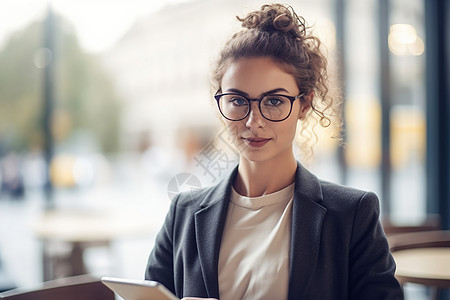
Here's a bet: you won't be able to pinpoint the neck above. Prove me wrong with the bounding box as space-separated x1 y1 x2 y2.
234 150 297 197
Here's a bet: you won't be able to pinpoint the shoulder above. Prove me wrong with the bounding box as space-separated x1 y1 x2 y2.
320 180 378 204
318 180 380 214
311 180 383 241
173 183 221 209
172 166 238 210
295 162 379 212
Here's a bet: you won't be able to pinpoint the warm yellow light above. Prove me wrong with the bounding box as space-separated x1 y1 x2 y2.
390 24 417 44
408 37 425 56
388 24 424 56
388 34 408 55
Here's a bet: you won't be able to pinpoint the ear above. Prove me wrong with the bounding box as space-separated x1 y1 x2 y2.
298 90 314 120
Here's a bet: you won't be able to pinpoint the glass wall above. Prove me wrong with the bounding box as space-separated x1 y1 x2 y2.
337 0 427 226
388 0 426 224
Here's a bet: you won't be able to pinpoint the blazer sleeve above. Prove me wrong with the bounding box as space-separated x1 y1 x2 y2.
144 195 178 293
348 191 404 300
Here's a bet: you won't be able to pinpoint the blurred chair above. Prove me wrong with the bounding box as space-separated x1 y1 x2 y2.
382 214 441 236
388 230 450 300
0 274 114 300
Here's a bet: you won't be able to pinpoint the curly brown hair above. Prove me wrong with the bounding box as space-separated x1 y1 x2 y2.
212 4 342 156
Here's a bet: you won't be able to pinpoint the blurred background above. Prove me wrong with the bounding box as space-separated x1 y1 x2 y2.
0 0 449 299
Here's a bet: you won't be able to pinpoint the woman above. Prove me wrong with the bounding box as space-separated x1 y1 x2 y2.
145 4 403 300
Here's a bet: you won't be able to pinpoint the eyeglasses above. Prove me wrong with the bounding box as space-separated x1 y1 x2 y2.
214 90 304 122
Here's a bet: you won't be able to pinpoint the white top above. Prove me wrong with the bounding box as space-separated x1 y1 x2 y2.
218 183 295 300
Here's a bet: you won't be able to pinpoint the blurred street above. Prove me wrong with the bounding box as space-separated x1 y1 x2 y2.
0 153 173 289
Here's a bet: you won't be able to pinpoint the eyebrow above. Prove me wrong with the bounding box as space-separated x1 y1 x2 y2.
224 88 290 97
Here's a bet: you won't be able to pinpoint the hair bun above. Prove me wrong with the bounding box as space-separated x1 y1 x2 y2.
273 13 294 32
238 4 305 38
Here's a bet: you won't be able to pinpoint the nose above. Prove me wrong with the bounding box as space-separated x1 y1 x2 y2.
245 101 265 128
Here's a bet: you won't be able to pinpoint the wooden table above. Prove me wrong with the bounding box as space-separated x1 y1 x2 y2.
393 247 450 288
33 209 156 281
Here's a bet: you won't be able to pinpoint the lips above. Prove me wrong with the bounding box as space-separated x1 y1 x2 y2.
243 137 271 147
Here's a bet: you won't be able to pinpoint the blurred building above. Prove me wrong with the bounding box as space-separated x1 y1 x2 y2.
101 0 334 153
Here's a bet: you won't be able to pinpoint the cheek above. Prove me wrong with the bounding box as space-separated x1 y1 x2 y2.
285 106 301 138
224 121 241 142
275 119 299 142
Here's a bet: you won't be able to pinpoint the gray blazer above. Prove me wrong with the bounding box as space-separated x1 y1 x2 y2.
145 162 404 299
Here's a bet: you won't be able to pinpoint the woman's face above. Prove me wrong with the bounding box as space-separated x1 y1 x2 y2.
220 56 310 164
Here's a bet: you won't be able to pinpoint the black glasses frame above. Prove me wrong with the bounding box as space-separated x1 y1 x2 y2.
214 90 305 122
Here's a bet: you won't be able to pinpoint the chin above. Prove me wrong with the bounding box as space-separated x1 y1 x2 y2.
240 150 275 164
239 144 295 166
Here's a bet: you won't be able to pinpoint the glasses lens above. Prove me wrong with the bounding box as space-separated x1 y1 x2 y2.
218 94 249 120
260 95 291 121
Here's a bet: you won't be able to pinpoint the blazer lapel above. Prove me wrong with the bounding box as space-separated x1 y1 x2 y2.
194 166 238 298
288 163 327 300
192 163 326 299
